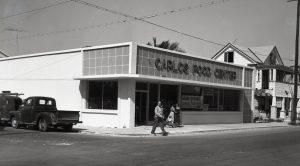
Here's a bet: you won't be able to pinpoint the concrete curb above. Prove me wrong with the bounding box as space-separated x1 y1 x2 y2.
78 123 292 137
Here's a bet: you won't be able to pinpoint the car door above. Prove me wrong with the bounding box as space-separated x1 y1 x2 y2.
21 98 33 123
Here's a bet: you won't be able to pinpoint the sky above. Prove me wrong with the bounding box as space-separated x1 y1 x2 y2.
0 0 298 63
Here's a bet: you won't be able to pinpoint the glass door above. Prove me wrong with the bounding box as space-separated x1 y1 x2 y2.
135 91 147 125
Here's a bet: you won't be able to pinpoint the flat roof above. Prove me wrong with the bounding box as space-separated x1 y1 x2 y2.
0 41 253 70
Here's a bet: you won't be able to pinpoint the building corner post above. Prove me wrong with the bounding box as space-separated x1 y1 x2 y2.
292 0 300 125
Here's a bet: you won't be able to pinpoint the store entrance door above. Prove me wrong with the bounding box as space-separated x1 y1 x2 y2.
135 91 147 125
160 84 178 118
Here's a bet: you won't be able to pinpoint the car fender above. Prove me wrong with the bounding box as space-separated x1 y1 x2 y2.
35 112 54 125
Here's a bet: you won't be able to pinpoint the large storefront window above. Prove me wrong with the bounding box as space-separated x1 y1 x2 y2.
181 85 240 112
181 85 203 111
223 89 240 111
204 88 218 111
87 81 118 110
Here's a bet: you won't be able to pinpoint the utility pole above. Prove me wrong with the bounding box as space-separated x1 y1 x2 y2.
288 0 300 125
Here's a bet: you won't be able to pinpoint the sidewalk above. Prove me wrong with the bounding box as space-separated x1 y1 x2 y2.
75 122 293 137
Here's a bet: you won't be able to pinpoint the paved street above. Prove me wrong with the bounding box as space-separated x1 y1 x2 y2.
1 126 300 166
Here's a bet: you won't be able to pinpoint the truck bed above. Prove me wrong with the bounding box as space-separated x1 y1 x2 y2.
57 110 80 121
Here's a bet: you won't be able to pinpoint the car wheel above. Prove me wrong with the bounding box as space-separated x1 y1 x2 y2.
38 118 48 132
11 117 19 129
64 124 73 131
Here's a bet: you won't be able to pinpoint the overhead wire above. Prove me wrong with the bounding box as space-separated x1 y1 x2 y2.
0 0 72 21
0 0 294 62
0 0 228 42
0 0 295 83
70 0 295 62
0 0 234 82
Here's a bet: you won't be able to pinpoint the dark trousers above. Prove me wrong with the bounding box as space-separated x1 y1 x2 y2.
151 117 167 134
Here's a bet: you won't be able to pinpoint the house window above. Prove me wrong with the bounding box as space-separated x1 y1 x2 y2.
87 81 118 110
224 51 234 63
276 70 284 82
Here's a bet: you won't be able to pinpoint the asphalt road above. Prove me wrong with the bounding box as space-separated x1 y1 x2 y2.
1 125 300 166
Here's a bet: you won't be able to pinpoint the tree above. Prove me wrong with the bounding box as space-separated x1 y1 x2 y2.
147 37 186 53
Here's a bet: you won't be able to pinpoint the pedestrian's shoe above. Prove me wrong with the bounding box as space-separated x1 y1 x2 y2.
162 132 168 136
151 132 156 136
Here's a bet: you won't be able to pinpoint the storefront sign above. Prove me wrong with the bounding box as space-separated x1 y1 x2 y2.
154 58 236 81
154 58 189 74
181 95 203 109
214 69 236 81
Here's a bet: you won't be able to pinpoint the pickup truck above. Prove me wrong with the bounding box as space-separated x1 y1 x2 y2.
10 96 81 132
0 93 22 124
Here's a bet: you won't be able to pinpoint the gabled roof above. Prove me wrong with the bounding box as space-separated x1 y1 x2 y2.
232 44 262 63
248 45 284 65
212 43 285 66
212 43 261 63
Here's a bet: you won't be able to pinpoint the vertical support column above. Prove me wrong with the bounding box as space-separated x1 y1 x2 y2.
129 42 137 74
242 67 245 87
269 69 272 82
280 98 286 119
240 90 245 121
251 69 256 121
146 83 150 123
118 79 136 128
273 69 277 82
79 80 87 122
270 69 277 119
178 85 182 125
270 96 277 119
178 85 182 106
289 99 293 120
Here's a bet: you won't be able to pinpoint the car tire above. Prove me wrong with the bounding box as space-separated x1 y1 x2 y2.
38 118 48 132
11 117 19 129
63 124 73 131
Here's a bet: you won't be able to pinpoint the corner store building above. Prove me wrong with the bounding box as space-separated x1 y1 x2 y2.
0 42 254 128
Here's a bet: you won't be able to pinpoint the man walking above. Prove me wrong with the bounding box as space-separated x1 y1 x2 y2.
151 101 168 136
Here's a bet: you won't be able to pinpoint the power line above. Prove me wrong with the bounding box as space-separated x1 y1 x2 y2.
71 0 227 46
0 0 228 43
0 0 292 61
0 0 72 21
71 0 295 61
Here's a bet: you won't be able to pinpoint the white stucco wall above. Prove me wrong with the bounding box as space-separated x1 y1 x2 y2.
80 79 136 128
0 51 83 111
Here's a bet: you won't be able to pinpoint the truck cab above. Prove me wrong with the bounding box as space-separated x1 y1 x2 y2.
10 96 81 132
0 93 22 124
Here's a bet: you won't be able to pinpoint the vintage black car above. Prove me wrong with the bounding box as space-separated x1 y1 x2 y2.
0 93 22 124
10 96 81 132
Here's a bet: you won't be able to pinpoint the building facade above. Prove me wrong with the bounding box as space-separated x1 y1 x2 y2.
212 43 299 121
0 42 253 128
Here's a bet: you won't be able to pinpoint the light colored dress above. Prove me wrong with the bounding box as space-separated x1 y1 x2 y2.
168 110 175 123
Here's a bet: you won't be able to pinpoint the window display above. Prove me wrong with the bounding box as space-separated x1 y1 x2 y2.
87 81 118 110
